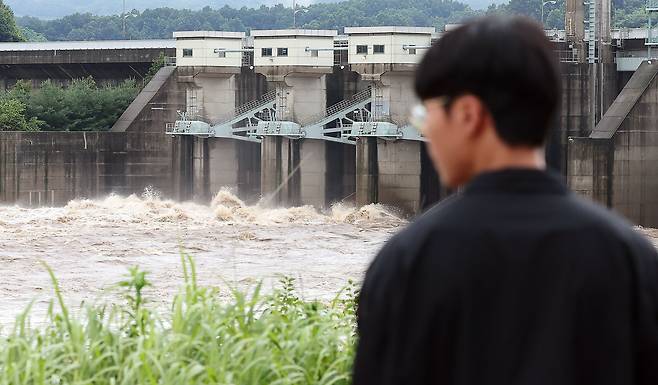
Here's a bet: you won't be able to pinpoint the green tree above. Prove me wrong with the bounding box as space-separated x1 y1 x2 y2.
15 0 480 41
20 26 47 41
0 98 41 131
485 0 565 28
545 7 565 29
144 52 167 85
1 78 139 132
0 0 23 42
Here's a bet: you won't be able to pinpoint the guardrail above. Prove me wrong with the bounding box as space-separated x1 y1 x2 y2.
235 90 276 116
211 90 277 125
165 57 176 66
302 88 373 126
647 34 658 45
555 49 580 63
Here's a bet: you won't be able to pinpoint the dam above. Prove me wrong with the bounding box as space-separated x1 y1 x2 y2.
3 0 658 226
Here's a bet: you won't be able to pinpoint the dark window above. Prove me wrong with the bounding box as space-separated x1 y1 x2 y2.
374 45 385 54
277 48 289 57
356 45 368 54
408 48 417 55
182 48 193 57
215 48 226 58
262 48 273 57
311 50 319 57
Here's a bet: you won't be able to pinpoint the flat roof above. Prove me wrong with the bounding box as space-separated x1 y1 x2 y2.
610 28 651 40
344 26 435 35
0 39 174 52
173 31 245 39
251 29 338 38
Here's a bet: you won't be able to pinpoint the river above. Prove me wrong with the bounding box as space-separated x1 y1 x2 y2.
0 189 405 327
2 189 657 329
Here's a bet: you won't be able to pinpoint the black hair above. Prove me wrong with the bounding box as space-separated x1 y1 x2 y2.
415 16 561 147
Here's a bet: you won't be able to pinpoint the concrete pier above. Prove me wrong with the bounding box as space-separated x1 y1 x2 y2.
191 138 261 202
256 72 332 207
261 136 300 206
356 138 442 215
350 59 433 214
252 28 339 207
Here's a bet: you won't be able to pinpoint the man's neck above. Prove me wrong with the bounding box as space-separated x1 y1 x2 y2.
474 146 546 175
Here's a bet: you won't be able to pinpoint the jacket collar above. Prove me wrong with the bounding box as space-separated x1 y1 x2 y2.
463 169 568 196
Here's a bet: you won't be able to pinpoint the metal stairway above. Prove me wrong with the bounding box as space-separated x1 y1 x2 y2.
167 86 426 143
166 90 276 143
303 88 375 144
303 88 373 128
211 90 276 142
216 90 277 128
253 87 374 144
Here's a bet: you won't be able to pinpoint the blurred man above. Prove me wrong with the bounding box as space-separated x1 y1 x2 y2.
353 16 658 385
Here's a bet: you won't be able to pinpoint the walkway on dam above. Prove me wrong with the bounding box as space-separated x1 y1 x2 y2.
591 60 658 139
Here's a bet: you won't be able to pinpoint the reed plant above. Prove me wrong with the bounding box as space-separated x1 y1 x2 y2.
0 254 357 385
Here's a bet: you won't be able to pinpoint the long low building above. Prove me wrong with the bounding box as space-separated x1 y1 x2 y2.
0 39 176 89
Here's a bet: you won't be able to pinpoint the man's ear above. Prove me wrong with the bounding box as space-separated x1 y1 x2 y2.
453 95 487 139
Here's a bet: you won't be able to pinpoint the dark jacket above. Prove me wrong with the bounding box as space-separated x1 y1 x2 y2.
353 169 658 385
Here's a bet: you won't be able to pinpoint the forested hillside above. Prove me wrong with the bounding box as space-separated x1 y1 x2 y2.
14 0 570 41
0 0 23 41
3 0 650 43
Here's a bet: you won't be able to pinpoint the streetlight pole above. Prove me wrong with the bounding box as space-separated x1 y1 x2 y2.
122 0 126 39
541 0 557 27
292 0 308 29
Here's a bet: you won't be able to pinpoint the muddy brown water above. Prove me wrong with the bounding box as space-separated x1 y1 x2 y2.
0 189 404 327
2 189 657 329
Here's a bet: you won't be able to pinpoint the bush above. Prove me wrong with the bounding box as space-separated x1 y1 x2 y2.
0 255 358 385
0 98 42 131
0 78 140 132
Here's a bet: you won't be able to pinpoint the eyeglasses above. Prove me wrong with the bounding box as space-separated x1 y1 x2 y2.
410 104 427 134
409 96 452 135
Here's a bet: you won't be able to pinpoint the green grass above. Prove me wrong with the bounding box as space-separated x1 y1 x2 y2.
0 254 358 385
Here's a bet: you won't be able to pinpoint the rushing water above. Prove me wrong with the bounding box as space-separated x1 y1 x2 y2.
0 189 405 327
4 188 657 329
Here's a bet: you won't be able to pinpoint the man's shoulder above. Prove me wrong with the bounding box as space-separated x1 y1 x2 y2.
393 191 653 253
369 192 658 294
565 195 657 254
383 194 467 254
565 194 647 239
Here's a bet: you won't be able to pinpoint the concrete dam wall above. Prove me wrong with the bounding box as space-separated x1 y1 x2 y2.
0 131 181 205
567 61 658 227
0 64 443 215
7 58 658 223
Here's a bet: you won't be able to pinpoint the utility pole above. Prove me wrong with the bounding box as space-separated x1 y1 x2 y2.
292 0 307 29
122 0 126 39
541 0 557 27
293 0 296 29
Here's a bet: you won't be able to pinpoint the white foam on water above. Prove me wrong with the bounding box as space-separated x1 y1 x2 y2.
0 187 405 328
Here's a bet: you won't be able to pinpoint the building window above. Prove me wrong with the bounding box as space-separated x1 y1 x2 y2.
262 48 273 57
277 48 289 57
356 45 368 54
408 48 417 55
215 48 226 58
182 48 193 57
311 50 319 57
373 45 385 54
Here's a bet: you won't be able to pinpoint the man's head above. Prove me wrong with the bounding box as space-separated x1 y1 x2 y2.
414 16 560 188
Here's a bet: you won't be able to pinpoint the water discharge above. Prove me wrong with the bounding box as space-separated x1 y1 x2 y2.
5 188 656 329
0 189 405 327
